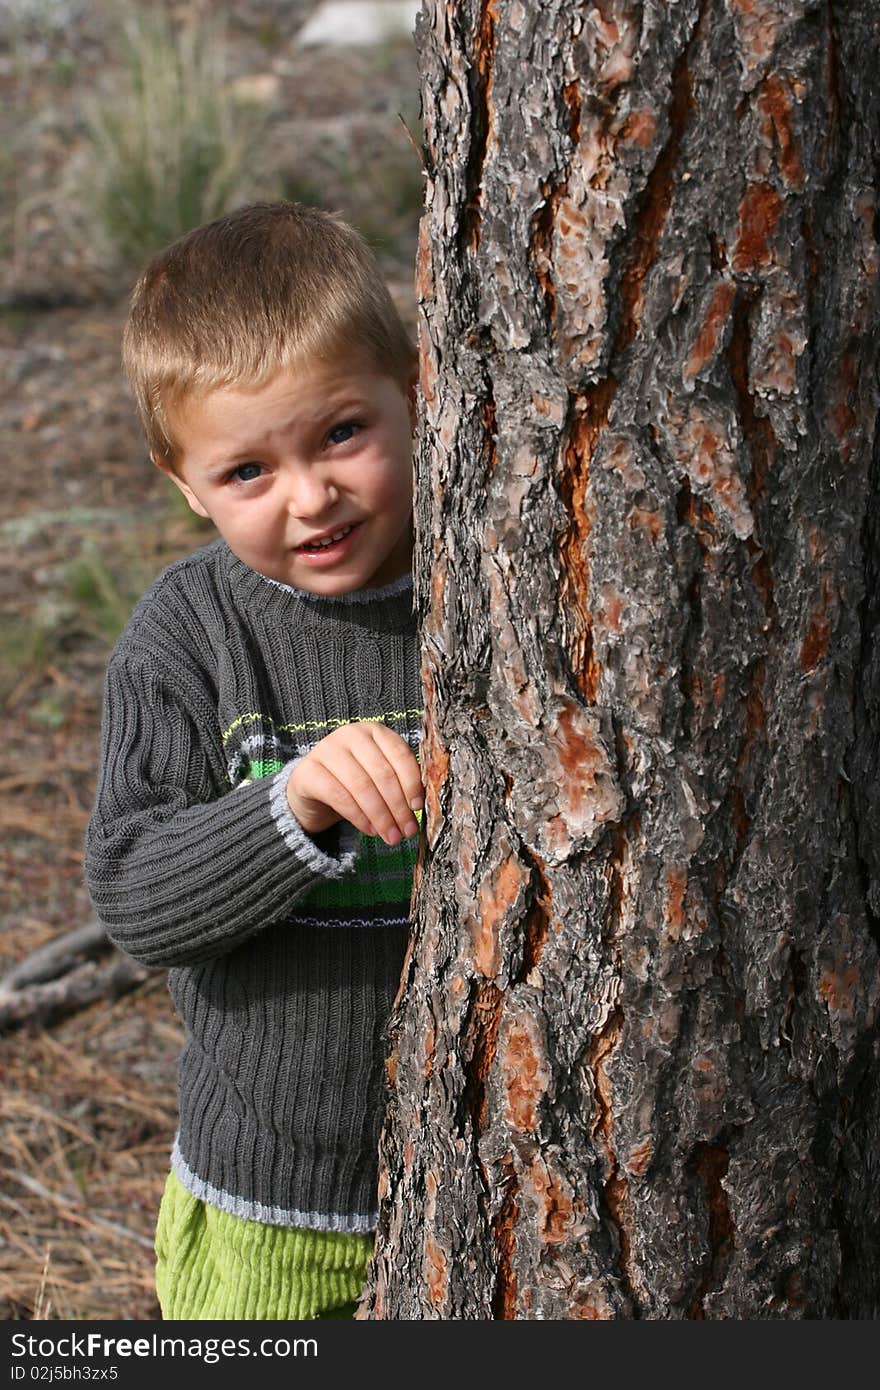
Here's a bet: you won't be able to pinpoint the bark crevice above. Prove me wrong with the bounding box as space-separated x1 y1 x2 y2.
461 0 498 254
615 1 702 357
684 1139 736 1317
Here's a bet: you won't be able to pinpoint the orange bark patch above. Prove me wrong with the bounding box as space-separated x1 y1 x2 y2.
620 108 657 147
576 1301 605 1319
522 861 553 969
614 22 692 354
598 584 624 632
624 1136 654 1178
757 75 804 190
473 855 527 978
557 200 588 240
467 980 504 1133
482 394 497 475
542 814 569 860
418 335 437 409
664 865 687 943
527 1155 574 1244
424 1238 448 1308
627 506 663 542
819 961 860 1018
684 280 737 379
501 1019 547 1133
732 182 784 272
587 5 638 93
666 399 754 540
555 700 604 780
729 0 781 68
602 432 647 490
539 699 624 861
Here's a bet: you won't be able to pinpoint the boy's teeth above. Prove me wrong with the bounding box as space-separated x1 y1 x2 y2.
304 524 353 550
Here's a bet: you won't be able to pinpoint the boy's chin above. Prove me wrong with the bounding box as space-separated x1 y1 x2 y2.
230 535 412 594
248 559 370 596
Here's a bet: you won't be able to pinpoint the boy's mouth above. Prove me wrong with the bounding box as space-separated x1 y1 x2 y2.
295 520 362 563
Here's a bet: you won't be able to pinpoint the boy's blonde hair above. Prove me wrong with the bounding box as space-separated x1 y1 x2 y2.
122 201 417 463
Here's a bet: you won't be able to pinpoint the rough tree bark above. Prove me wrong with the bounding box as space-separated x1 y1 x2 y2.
362 0 880 1318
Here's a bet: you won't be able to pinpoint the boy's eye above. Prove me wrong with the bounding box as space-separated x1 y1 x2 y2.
230 462 264 483
327 420 360 447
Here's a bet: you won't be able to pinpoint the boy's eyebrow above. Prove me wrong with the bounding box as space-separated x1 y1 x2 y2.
278 393 369 430
197 394 371 471
261 385 375 432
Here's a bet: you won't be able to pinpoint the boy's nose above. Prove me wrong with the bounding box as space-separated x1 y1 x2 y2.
285 473 339 516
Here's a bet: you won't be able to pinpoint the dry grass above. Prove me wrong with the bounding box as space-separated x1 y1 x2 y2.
0 304 197 1322
83 6 268 269
0 498 184 1321
0 977 182 1320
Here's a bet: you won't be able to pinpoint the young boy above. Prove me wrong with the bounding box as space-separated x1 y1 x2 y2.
84 201 424 1320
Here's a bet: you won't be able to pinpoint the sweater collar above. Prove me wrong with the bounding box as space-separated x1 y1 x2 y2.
220 542 416 632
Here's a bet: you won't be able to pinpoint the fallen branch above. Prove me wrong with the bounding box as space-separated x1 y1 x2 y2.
0 921 109 992
0 955 151 1033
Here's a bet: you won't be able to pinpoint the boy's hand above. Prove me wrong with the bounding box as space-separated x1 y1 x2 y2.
287 724 423 847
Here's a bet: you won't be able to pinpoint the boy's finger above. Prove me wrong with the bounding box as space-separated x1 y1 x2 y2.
355 739 423 839
302 761 378 839
323 747 412 846
365 725 423 811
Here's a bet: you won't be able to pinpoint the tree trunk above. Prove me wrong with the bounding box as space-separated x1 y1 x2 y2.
362 0 880 1319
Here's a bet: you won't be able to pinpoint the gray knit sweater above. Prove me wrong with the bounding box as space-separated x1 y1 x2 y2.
85 540 422 1232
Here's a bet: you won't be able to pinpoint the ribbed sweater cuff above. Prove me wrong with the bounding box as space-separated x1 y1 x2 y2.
270 761 359 876
171 1139 377 1233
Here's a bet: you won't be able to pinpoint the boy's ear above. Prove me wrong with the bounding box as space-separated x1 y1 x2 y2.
151 453 211 519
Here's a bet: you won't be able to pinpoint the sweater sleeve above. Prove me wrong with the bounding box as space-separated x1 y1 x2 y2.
84 653 357 968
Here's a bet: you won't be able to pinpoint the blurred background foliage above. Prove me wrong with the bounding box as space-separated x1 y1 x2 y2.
83 8 267 269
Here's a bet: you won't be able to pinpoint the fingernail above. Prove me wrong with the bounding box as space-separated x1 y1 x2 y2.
410 797 423 811
404 819 418 837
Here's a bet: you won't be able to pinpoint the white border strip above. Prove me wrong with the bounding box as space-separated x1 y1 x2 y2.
171 1139 377 1233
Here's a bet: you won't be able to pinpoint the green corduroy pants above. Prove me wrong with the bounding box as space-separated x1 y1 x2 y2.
155 1171 374 1320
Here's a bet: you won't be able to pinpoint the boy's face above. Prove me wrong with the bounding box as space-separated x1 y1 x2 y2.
156 358 416 595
